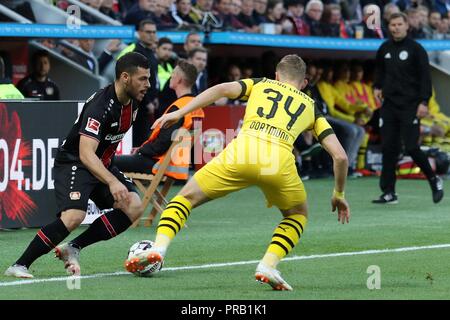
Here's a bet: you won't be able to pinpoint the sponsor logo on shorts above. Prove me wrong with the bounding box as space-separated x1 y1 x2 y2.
70 192 81 200
86 117 101 135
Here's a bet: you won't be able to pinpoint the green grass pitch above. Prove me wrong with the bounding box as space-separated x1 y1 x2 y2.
0 177 449 300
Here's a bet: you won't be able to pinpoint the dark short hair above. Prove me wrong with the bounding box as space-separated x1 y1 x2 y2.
158 37 173 47
138 19 156 31
187 46 208 59
115 52 149 79
388 12 408 23
32 49 50 67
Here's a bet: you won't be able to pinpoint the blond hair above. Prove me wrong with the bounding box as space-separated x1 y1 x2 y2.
276 54 307 82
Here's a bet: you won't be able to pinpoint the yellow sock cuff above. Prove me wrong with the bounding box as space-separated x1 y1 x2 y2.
170 195 193 212
267 214 307 260
157 195 192 240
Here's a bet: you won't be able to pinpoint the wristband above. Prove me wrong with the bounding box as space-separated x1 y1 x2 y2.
333 189 345 200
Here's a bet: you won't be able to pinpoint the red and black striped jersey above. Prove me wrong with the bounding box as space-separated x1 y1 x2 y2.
56 84 139 167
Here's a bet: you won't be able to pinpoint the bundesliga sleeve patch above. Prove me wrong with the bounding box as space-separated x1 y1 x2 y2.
85 117 101 135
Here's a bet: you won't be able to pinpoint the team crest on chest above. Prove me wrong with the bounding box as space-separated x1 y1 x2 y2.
399 51 408 60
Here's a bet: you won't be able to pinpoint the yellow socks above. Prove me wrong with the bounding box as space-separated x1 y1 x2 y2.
154 195 192 250
262 214 307 268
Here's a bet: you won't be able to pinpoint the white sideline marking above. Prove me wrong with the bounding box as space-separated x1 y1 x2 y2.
1 243 450 287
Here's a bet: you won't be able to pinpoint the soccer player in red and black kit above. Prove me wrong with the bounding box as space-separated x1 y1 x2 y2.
5 52 150 278
372 12 444 204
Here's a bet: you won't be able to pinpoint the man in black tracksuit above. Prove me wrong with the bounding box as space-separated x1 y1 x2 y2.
373 12 444 204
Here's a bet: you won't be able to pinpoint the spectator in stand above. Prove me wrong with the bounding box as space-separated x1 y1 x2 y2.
407 7 427 38
436 16 450 38
237 0 260 32
350 62 377 111
253 0 269 25
315 63 365 177
190 0 217 24
123 0 157 28
229 0 248 30
214 0 234 30
40 39 56 50
17 50 60 100
158 46 208 115
188 47 209 95
381 3 400 37
282 0 309 36
264 0 285 34
424 10 442 38
334 63 372 124
73 39 121 74
227 64 241 81
175 31 203 60
320 4 353 37
170 0 197 29
153 0 178 29
242 64 255 78
156 37 175 92
216 64 242 105
304 0 324 36
417 4 430 27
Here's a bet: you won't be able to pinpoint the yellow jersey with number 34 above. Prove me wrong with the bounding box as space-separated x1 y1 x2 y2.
236 78 333 150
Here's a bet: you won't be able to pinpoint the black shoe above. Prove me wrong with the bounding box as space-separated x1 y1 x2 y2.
429 176 444 204
372 192 398 204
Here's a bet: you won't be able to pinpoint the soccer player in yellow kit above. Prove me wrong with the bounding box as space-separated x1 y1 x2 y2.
125 55 350 291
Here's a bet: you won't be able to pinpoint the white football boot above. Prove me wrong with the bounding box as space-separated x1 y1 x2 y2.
4 264 34 279
55 243 81 275
255 262 293 291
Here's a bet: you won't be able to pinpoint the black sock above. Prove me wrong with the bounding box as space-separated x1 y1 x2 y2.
410 148 435 180
70 209 132 249
16 219 70 268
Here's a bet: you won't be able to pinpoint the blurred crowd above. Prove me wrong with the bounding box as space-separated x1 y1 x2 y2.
45 0 450 39
4 0 450 38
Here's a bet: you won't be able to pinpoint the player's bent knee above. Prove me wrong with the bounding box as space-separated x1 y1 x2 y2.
123 193 143 221
179 178 210 208
60 209 86 231
281 202 308 218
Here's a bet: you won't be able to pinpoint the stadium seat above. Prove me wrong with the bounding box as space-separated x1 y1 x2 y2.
125 134 184 228
125 127 201 227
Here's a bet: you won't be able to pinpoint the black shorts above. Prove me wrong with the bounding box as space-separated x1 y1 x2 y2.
54 160 137 214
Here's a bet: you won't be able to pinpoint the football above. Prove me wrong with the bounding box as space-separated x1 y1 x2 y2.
127 240 162 277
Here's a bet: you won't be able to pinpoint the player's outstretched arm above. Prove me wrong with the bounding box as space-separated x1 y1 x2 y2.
152 81 243 129
320 134 351 224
